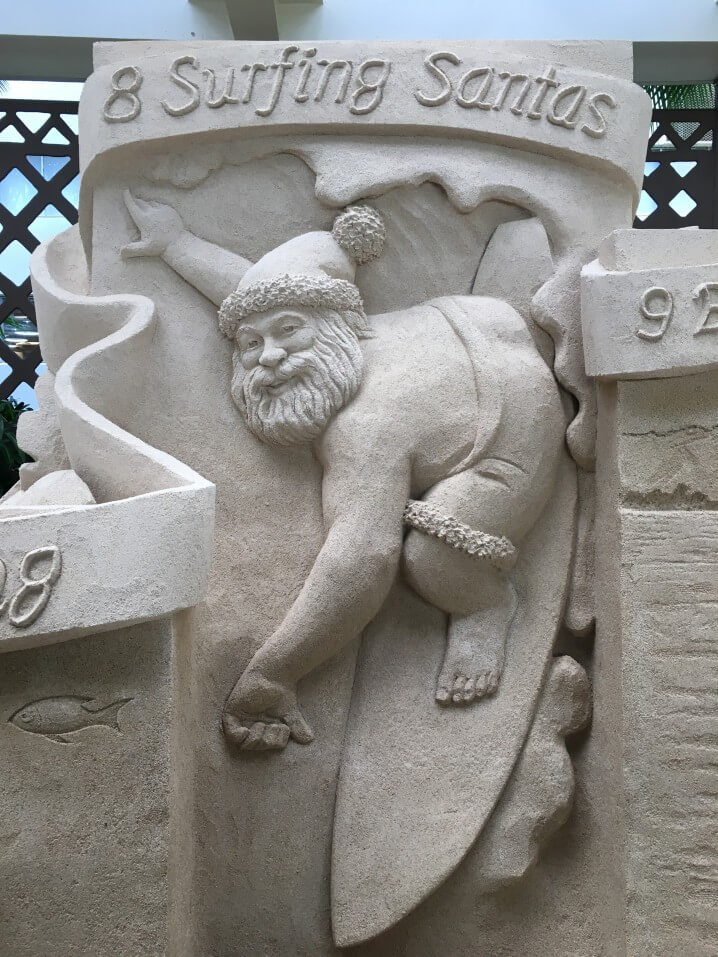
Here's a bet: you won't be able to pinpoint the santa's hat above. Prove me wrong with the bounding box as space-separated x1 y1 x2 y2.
218 205 385 340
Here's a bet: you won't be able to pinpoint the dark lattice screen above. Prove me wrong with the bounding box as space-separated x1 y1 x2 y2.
0 98 716 400
0 100 79 402
634 108 718 229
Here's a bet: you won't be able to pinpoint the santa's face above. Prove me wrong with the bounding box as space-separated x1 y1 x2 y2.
231 306 363 446
236 308 317 378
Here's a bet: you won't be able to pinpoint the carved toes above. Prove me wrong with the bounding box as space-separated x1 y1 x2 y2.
436 669 502 706
484 669 501 696
451 676 467 702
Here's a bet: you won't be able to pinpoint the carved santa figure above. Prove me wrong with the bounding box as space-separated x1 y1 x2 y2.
184 203 564 753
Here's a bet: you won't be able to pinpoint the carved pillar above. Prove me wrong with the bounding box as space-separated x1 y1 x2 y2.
584 228 718 956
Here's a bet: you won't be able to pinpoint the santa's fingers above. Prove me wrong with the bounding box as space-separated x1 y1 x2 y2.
222 711 292 750
240 720 290 750
122 189 153 221
263 722 291 749
120 238 165 259
285 706 314 745
221 712 250 745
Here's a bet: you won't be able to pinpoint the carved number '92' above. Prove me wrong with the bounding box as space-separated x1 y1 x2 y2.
0 546 62 628
636 282 718 341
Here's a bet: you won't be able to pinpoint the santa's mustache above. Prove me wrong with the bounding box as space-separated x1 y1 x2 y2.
248 353 314 390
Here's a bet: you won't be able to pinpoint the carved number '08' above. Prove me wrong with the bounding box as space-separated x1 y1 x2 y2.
636 282 718 341
0 546 62 628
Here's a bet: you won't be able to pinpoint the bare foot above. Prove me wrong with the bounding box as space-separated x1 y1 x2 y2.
436 584 516 706
222 666 314 751
435 637 503 705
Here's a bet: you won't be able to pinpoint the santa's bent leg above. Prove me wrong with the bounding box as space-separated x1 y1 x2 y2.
402 460 555 705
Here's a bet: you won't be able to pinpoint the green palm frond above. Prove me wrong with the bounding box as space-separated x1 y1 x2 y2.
0 397 32 495
0 314 22 340
644 84 715 110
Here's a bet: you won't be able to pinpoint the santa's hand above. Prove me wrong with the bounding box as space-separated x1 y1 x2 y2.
222 665 314 752
121 190 184 259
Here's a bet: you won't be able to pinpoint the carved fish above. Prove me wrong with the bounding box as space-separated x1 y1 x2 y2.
8 695 133 744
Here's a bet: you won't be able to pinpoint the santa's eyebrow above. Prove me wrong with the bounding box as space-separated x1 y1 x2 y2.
238 324 261 336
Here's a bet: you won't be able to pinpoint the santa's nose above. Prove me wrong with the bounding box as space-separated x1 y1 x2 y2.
259 344 287 367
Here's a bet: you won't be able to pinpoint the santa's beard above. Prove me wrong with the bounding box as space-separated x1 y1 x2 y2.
231 315 364 446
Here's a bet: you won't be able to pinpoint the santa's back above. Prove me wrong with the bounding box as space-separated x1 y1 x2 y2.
338 295 564 497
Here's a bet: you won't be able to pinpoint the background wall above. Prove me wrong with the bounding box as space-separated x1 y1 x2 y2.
2 0 718 82
1 0 233 41
278 0 718 42
4 0 718 44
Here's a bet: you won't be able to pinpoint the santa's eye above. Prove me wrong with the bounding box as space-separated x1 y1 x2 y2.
245 339 260 349
281 324 298 334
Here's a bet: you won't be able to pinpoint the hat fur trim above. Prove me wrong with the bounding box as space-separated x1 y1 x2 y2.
218 274 371 339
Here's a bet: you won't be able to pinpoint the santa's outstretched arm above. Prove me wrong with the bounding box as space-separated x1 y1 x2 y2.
121 190 253 307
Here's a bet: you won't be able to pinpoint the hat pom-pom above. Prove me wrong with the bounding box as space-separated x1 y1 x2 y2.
332 205 385 265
